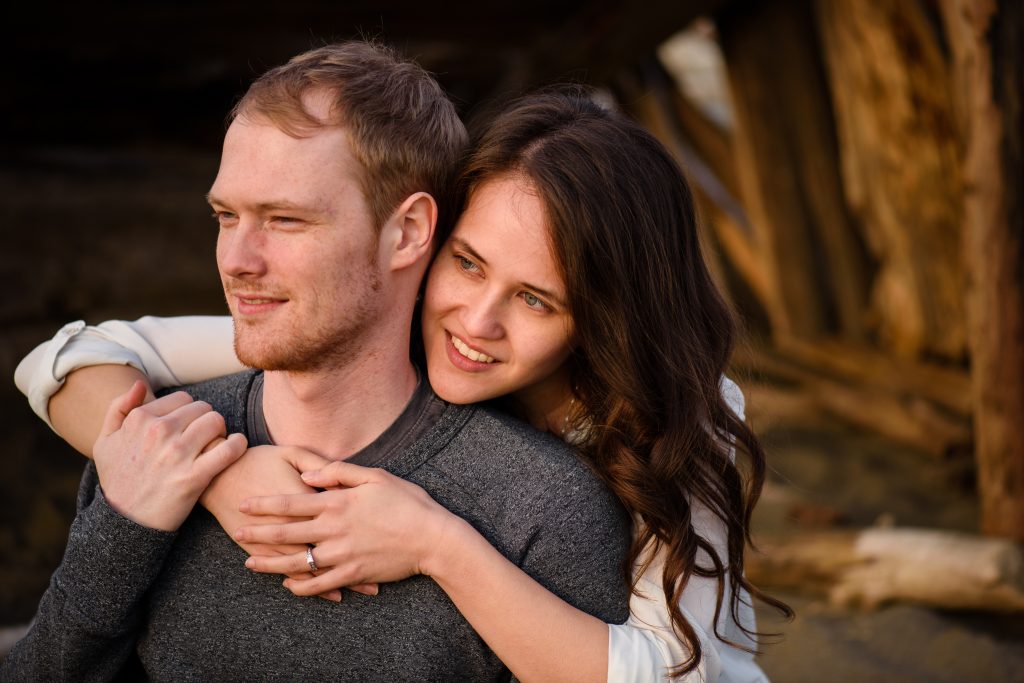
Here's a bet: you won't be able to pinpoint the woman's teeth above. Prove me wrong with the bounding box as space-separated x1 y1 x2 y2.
452 335 495 363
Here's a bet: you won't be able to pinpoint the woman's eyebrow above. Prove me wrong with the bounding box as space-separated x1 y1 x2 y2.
452 237 566 306
451 237 488 265
521 281 566 307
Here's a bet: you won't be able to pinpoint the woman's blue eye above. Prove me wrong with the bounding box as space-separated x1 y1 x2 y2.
457 256 478 272
522 292 548 311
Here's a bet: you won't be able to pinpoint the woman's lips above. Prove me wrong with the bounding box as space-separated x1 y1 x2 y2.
445 332 498 372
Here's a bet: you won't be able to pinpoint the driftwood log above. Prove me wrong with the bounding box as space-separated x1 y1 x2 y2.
748 528 1024 611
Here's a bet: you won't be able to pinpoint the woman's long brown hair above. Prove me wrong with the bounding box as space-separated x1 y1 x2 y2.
456 88 791 676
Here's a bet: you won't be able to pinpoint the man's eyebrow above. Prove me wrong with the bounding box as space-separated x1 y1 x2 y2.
205 193 325 214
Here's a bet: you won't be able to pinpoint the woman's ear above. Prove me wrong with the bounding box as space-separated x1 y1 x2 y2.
381 192 437 272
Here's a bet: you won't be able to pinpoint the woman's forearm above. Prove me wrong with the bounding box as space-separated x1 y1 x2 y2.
426 517 608 683
50 365 151 456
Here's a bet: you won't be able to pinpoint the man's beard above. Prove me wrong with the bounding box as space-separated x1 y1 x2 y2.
227 262 383 374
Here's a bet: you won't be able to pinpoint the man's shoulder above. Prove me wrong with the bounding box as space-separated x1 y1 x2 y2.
436 405 622 518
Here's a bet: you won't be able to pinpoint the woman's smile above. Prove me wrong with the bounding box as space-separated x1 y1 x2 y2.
422 175 575 409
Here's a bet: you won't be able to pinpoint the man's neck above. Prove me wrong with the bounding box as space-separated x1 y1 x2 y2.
261 352 419 461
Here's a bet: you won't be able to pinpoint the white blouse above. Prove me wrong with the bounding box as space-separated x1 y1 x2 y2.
15 316 767 682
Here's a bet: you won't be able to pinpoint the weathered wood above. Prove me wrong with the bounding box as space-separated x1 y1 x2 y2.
775 338 972 418
655 48 740 200
748 528 1024 612
940 0 1024 540
526 0 731 89
717 0 869 344
733 343 973 456
814 0 967 360
617 62 774 319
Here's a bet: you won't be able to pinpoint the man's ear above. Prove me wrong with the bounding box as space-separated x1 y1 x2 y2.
381 192 437 272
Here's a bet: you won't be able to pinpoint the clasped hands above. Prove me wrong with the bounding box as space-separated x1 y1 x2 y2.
93 381 454 603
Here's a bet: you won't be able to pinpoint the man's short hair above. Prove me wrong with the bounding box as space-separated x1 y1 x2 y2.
233 41 468 234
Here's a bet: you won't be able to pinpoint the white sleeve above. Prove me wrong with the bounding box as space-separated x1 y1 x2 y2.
607 563 722 683
13 315 242 428
606 379 767 683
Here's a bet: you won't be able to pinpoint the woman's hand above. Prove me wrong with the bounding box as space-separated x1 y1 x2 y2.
235 461 459 598
202 444 362 601
200 444 328 555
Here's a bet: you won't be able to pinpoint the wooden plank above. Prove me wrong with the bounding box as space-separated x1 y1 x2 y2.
717 0 868 342
941 0 1024 540
814 0 967 359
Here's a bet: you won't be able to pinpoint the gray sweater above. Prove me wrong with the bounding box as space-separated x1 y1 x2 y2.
4 371 630 681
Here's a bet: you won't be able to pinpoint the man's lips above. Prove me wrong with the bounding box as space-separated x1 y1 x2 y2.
231 293 287 314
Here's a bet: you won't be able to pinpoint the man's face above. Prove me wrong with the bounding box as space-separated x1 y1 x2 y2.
209 115 383 373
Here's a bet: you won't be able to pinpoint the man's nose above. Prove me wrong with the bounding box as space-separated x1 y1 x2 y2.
217 220 267 279
460 292 505 341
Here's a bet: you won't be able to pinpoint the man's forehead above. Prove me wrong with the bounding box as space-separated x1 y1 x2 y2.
209 118 360 213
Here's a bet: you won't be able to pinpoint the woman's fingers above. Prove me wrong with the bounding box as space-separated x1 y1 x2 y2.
245 550 379 598
246 551 313 575
239 492 324 517
278 446 332 475
234 518 320 545
301 460 382 488
284 568 364 597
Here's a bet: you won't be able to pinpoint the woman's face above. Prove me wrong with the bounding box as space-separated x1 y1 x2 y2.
421 175 576 407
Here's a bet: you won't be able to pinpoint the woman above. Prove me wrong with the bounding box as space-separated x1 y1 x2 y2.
17 89 789 681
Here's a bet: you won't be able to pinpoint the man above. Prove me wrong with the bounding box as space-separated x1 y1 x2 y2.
3 42 629 680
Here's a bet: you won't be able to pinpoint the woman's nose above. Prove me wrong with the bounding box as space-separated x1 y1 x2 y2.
459 293 505 341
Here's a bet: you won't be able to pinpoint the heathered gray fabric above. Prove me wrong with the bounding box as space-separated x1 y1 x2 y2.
4 370 630 681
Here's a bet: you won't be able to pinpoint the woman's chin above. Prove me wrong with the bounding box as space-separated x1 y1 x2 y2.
427 368 501 405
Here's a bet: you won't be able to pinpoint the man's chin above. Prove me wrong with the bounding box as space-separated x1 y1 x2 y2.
233 337 323 373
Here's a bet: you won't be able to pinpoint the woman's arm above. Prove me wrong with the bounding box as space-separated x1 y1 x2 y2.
14 315 240 453
237 463 655 683
238 381 753 682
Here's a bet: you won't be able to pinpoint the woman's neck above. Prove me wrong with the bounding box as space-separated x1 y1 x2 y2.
512 367 576 440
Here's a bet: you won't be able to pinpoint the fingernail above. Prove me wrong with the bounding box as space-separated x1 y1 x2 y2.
239 500 251 512
234 529 245 541
244 558 254 568
300 471 315 481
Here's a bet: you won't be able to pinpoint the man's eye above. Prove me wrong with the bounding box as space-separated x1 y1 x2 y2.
212 211 237 225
